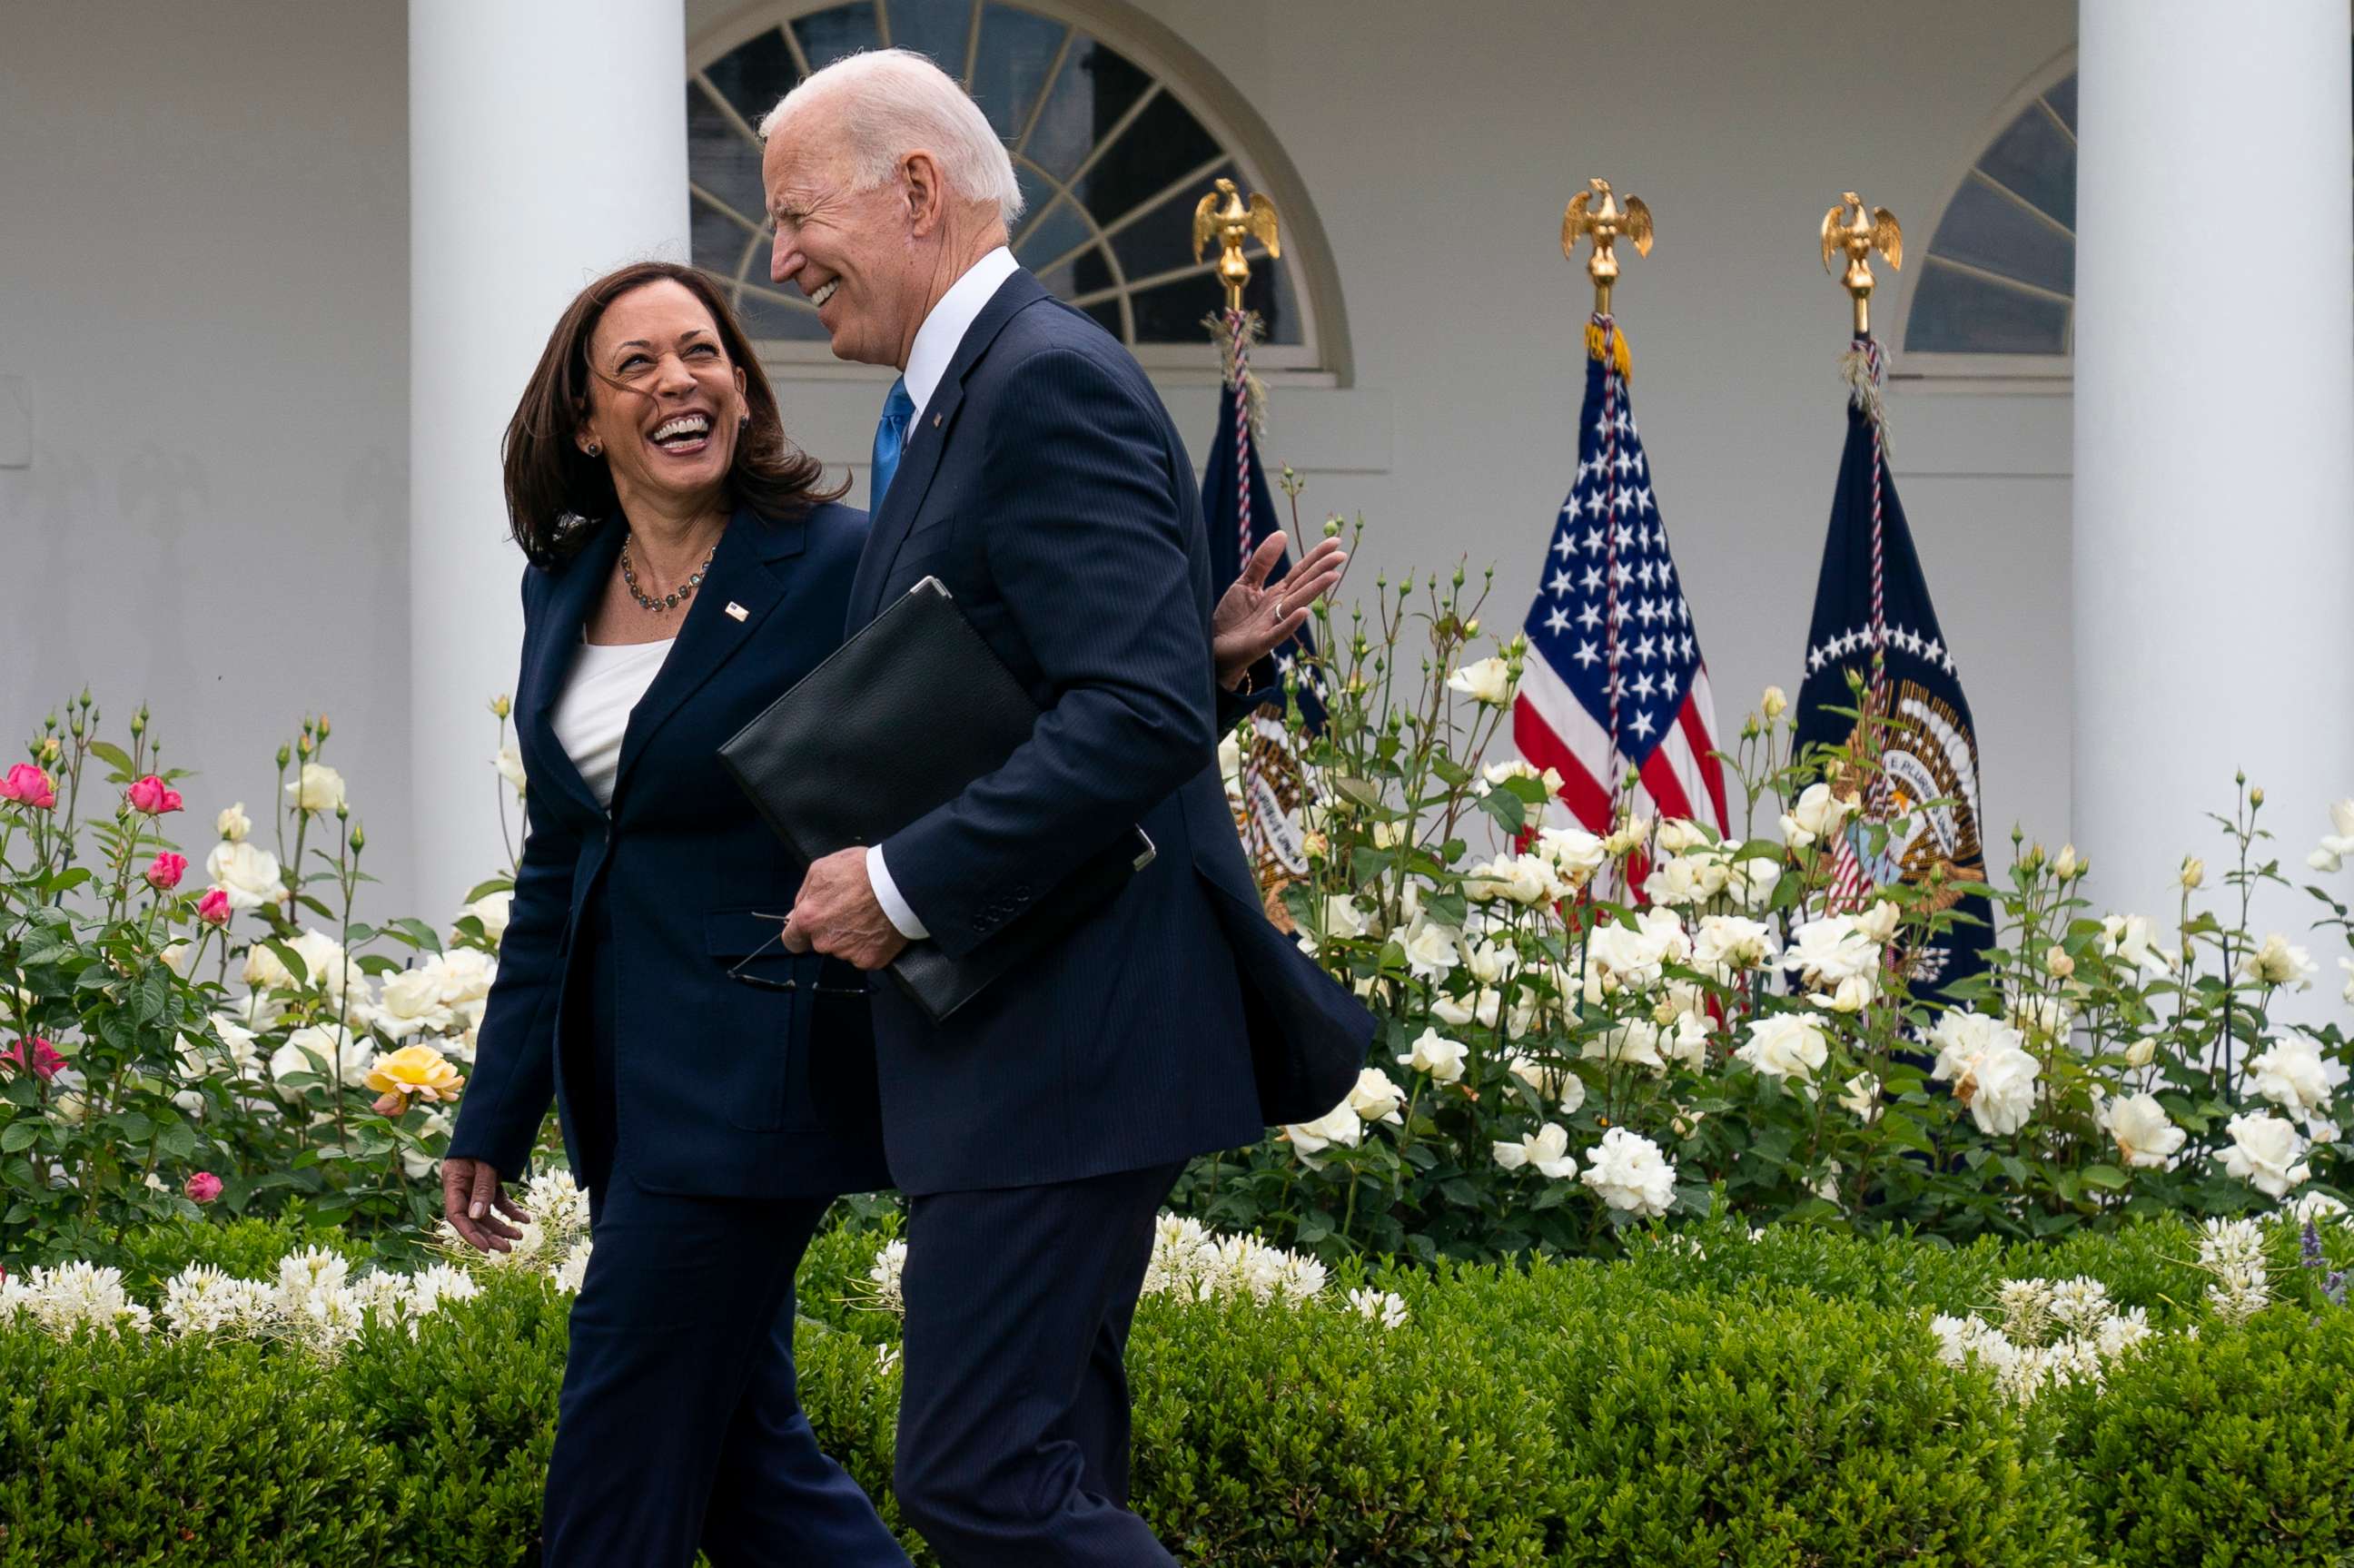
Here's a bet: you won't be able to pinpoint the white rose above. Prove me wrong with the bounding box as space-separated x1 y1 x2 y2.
1735 1012 1829 1087
1581 1127 1677 1217
426 948 498 1009
2007 990 2072 1043
215 803 252 843
1284 1104 1363 1159
1929 1014 2041 1136
1493 1123 1578 1179
1724 855 1782 912
1461 938 1516 987
1345 1067 1406 1125
285 763 347 814
2220 1111 2312 1199
1445 656 1516 707
2313 800 2354 873
270 1024 370 1097
205 840 286 912
1660 1008 1710 1070
1315 896 1370 947
1654 818 1709 855
1694 915 1776 976
1854 900 1900 946
2097 914 2172 977
1464 853 1556 906
2099 1091 2185 1169
1837 1071 1882 1123
1779 783 1854 850
492 744 528 800
2288 1190 2349 1225
1505 1052 1586 1113
1600 813 1653 859
1783 914 1876 988
2241 933 2318 990
2247 1034 2348 1126
1396 1028 1469 1084
1399 921 1461 984
1217 730 1244 801
462 890 513 946
1641 853 1729 907
1532 827 1607 889
375 968 455 1040
1810 971 1882 1014
2123 1037 2157 1070
1582 1019 1667 1073
160 942 193 977
1430 989 1498 1031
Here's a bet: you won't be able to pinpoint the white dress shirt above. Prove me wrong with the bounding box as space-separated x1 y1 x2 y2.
866 245 1020 942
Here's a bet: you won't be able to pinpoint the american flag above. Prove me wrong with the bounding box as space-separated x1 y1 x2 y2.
1512 318 1728 840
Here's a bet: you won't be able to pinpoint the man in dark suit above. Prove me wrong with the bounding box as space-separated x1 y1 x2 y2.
761 49 1373 1567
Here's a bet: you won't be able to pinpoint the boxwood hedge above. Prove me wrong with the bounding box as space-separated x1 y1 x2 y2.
2 1214 2349 1566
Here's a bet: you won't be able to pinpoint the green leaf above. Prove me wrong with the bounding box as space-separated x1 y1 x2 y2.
2081 1163 2130 1190
262 939 309 985
1477 790 1527 833
85 740 135 777
0 1120 41 1153
462 877 516 904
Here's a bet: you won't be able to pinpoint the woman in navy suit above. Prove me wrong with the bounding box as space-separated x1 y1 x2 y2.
440 261 910 1566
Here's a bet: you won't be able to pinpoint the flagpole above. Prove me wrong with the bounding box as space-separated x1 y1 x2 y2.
1820 192 1904 912
1561 178 1654 836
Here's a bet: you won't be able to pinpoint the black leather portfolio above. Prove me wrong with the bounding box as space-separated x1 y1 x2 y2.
717 577 1154 1021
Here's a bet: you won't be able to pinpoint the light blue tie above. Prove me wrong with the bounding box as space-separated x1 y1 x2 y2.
870 377 915 513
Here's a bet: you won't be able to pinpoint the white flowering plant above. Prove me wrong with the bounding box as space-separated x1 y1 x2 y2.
0 694 537 1268
1172 536 2350 1267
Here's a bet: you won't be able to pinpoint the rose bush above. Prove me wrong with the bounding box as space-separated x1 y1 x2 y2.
1175 528 2351 1265
0 693 538 1267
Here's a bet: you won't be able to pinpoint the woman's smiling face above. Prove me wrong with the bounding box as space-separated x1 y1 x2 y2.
577 279 749 517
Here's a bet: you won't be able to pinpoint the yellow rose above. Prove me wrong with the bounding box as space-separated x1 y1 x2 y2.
364 1042 465 1114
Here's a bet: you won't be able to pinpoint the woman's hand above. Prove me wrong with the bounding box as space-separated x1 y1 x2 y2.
442 1157 529 1253
1212 535 1349 691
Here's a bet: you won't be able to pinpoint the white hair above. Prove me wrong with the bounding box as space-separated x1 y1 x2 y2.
758 49 1024 230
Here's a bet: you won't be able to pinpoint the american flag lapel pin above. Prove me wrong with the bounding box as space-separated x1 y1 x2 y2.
725 601 748 622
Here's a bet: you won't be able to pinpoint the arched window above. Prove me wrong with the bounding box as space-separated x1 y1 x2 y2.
686 0 1339 372
1904 43 2352 363
1903 68 2078 359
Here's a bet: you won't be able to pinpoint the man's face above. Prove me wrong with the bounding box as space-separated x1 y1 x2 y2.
763 120 916 369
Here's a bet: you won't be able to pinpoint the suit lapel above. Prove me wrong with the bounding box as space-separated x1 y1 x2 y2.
846 269 1052 631
521 520 621 822
609 505 803 803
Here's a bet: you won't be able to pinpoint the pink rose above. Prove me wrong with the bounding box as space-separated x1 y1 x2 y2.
0 764 56 811
4 1037 64 1081
127 774 184 814
144 852 189 891
196 887 232 927
184 1171 223 1204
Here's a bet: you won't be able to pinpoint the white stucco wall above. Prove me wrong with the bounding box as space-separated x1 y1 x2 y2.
2 0 2080 921
0 2 415 906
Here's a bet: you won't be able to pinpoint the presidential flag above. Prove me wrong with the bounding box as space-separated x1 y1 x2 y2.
1512 318 1728 843
1203 310 1323 730
1205 308 1318 886
1795 337 1990 994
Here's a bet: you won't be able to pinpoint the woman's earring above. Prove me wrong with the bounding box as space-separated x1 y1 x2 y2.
584 440 602 458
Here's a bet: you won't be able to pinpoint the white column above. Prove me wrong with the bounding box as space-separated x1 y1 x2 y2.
409 0 689 915
2073 0 2354 923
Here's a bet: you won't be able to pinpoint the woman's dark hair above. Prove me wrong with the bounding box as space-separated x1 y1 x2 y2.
503 261 845 564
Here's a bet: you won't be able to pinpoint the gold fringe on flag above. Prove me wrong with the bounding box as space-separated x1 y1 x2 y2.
1586 317 1633 380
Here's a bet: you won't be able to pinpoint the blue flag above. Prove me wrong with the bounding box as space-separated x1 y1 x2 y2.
1202 360 1324 731
1795 342 1991 1001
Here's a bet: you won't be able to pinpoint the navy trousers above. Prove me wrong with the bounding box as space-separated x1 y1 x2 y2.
540 899 908 1568
892 1161 1185 1566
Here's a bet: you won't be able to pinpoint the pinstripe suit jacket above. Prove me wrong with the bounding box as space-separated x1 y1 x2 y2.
846 268 1372 1195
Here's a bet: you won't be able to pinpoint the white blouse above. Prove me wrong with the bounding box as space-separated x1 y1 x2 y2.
549 636 674 809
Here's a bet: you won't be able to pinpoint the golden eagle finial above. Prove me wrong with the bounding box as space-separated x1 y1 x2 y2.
1561 177 1653 317
1820 192 1903 338
1192 177 1281 314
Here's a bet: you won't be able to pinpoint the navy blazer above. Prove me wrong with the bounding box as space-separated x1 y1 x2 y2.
847 270 1374 1195
447 502 892 1199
